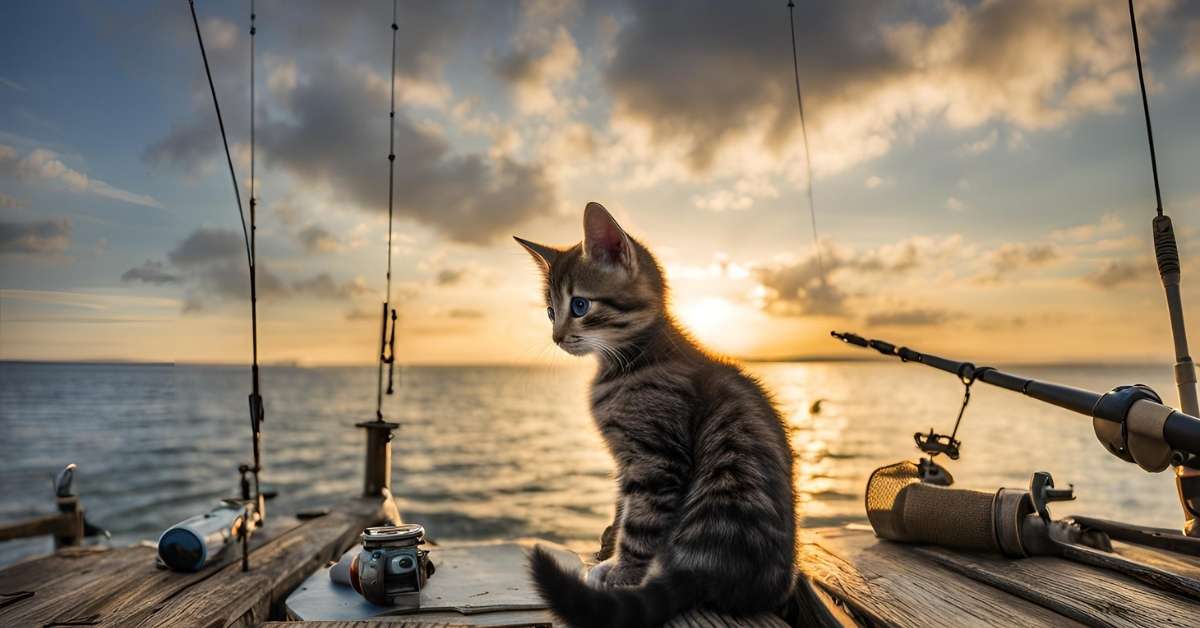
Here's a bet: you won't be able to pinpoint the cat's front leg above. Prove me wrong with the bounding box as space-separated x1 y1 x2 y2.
594 496 623 561
604 481 678 587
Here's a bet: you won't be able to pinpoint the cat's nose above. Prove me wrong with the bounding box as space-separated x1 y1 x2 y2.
552 329 566 344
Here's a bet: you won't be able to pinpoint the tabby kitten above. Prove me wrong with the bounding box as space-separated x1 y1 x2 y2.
516 202 796 627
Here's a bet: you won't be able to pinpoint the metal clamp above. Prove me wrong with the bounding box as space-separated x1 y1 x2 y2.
1092 385 1162 465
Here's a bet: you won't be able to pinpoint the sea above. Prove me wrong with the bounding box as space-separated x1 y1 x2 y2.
0 361 1190 567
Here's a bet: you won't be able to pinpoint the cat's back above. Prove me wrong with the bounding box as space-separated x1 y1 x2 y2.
689 353 786 431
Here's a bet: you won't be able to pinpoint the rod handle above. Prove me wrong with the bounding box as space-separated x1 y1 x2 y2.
1154 215 1180 278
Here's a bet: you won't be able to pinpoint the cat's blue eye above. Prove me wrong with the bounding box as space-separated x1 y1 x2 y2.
570 296 590 317
546 307 555 321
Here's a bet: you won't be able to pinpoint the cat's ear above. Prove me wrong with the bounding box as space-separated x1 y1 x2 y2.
582 202 636 273
513 236 561 271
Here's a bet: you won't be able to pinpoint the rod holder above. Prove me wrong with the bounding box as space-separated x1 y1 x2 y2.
53 495 84 550
356 419 400 497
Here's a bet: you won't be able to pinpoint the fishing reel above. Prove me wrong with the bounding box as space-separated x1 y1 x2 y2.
914 429 961 460
913 365 992 486
332 524 435 608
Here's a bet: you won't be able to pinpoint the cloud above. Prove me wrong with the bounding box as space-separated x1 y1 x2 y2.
0 145 163 208
447 307 484 319
262 61 557 244
692 177 778 212
1184 20 1200 75
1050 213 1124 242
865 307 959 327
693 189 753 212
754 234 970 317
603 1 1177 180
121 260 180 285
436 268 465 286
167 228 245 267
957 129 998 155
145 227 280 311
0 218 71 255
494 27 581 116
297 224 340 253
345 307 377 321
180 259 288 312
0 77 26 92
1083 258 1154 289
755 253 847 316
945 196 968 212
291 273 370 299
982 242 1059 281
0 192 24 209
149 58 556 245
146 1 555 245
143 120 220 172
136 228 377 310
493 0 581 116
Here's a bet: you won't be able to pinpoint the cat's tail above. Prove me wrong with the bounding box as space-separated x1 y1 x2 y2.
528 545 699 628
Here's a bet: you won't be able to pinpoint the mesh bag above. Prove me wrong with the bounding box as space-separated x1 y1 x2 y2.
865 460 1001 553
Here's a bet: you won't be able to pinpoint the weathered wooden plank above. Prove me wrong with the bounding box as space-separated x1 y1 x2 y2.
0 512 79 542
127 497 390 628
1112 539 1200 582
0 543 155 626
275 605 787 628
667 608 789 627
0 514 304 627
783 575 859 628
912 543 1200 628
0 497 387 628
801 528 1082 628
264 622 542 628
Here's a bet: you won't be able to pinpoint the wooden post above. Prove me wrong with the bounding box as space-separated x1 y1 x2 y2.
53 495 84 549
355 420 399 497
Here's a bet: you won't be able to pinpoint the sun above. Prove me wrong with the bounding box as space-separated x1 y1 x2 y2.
676 297 736 349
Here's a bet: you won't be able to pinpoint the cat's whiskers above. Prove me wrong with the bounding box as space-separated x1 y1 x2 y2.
601 339 631 374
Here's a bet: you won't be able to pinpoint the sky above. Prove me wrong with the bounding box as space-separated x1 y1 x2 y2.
2 0 1200 366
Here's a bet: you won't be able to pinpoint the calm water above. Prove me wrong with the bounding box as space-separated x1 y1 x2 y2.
0 361 1189 567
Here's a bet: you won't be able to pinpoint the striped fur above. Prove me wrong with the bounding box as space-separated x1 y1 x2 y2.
516 203 797 628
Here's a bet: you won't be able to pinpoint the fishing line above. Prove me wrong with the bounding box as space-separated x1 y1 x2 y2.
187 0 252 268
1127 0 1163 217
787 1 824 280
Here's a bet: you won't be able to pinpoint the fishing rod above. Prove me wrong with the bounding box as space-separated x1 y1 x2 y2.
841 329 1200 588
831 331 1200 473
376 0 400 412
356 0 401 499
171 0 265 573
1127 0 1200 536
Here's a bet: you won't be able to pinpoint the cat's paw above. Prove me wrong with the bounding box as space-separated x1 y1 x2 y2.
601 561 646 587
586 557 616 586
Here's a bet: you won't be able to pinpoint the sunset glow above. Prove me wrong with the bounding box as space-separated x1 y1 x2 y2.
3 2 1200 365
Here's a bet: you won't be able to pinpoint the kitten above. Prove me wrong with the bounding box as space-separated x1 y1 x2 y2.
516 202 796 627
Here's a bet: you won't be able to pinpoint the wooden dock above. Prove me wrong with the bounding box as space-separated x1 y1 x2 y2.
801 524 1200 627
0 497 395 627
6 507 1198 627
